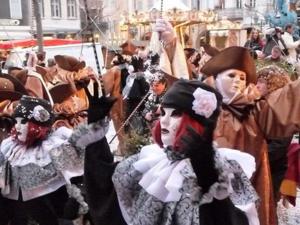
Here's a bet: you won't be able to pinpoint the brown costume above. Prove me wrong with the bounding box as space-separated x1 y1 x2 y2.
102 65 126 155
48 55 91 129
201 47 300 225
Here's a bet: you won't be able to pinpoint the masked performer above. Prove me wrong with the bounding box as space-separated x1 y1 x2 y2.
77 80 259 225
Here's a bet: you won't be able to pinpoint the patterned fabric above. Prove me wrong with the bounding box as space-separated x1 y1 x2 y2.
112 145 258 225
0 120 108 201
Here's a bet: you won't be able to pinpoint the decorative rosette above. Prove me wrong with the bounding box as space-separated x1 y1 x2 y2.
32 105 50 122
192 87 217 118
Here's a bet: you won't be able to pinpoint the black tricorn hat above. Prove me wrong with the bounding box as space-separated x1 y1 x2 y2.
13 95 54 127
162 79 222 126
201 46 256 84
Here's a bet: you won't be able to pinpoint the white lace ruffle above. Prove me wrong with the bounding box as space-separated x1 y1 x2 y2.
133 145 256 204
1 127 72 167
133 144 190 202
217 148 256 179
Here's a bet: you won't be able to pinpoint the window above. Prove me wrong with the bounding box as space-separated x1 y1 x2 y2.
249 0 256 7
67 0 77 18
137 0 143 11
51 0 61 18
39 0 44 17
236 0 242 8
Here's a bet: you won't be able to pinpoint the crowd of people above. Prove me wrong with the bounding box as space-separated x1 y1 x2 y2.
0 18 300 225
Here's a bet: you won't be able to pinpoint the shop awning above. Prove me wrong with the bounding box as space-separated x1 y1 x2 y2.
0 38 81 50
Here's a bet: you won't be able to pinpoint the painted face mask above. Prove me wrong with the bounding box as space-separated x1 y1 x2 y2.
215 69 246 104
160 107 183 147
14 117 29 143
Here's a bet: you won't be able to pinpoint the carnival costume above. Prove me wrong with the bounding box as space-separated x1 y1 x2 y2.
0 95 103 225
78 79 259 225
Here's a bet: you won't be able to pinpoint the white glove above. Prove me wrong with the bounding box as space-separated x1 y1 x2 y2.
153 19 176 44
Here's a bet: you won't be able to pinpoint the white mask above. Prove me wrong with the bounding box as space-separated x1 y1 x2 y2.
160 107 183 147
215 69 246 104
14 117 29 143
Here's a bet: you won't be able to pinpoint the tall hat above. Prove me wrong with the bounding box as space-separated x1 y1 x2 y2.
162 79 222 126
13 95 54 127
0 73 28 102
54 55 86 72
201 46 256 84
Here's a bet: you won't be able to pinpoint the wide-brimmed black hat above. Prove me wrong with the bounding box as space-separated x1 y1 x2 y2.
201 46 256 84
13 95 54 127
162 79 222 126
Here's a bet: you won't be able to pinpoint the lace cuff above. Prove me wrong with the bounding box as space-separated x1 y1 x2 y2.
200 171 234 205
69 119 109 151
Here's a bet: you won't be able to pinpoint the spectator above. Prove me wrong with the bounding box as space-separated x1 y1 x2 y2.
143 70 167 128
281 24 300 64
264 46 282 62
244 28 264 58
263 27 285 57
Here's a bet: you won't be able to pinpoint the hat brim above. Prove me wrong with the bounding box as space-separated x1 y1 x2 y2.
55 55 86 72
36 65 48 77
0 91 23 102
0 73 28 95
49 83 75 104
200 46 256 84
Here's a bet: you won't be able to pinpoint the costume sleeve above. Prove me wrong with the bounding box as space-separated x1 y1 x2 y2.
255 79 300 138
67 118 126 224
282 35 300 49
159 38 189 79
84 136 126 225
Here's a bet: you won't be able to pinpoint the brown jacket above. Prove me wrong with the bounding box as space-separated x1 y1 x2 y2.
215 80 300 225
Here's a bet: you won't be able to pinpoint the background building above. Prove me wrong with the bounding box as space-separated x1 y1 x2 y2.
0 0 81 40
0 0 32 40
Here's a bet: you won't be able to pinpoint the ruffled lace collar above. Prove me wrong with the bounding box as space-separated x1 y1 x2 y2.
132 144 255 204
1 127 72 167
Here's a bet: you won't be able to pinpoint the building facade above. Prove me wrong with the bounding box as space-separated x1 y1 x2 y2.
34 0 81 38
0 0 81 40
0 0 32 40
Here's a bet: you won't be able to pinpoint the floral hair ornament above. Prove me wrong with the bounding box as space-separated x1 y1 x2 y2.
192 87 217 119
162 79 222 126
32 105 51 123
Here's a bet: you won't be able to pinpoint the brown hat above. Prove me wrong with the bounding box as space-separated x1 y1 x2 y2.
0 74 28 102
13 69 28 85
201 46 256 84
54 55 86 72
0 73 28 101
49 83 75 104
49 76 90 104
202 44 220 57
36 65 48 77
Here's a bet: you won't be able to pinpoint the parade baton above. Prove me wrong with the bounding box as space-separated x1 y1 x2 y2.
83 0 106 96
109 92 151 144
